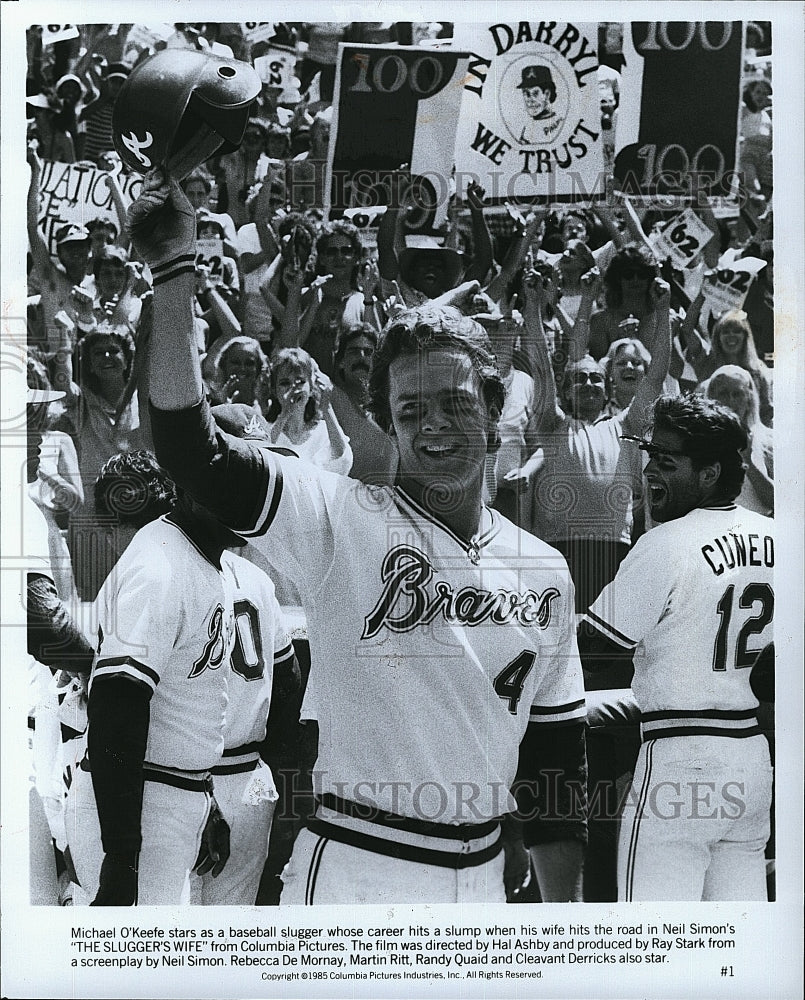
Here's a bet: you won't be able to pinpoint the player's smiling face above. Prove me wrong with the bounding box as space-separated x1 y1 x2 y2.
644 428 715 523
387 348 492 512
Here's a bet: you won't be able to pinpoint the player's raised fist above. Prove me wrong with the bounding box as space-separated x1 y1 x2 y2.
127 168 196 268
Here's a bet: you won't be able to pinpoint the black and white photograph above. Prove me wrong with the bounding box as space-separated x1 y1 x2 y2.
1 2 802 998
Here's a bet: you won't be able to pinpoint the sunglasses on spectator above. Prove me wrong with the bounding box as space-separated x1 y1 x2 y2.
621 434 690 458
571 371 605 386
322 245 356 258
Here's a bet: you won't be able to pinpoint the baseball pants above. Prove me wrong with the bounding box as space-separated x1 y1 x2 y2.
617 733 773 901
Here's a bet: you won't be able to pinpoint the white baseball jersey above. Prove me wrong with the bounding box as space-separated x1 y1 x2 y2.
584 502 775 901
237 453 585 824
91 514 236 770
219 551 295 749
584 503 774 726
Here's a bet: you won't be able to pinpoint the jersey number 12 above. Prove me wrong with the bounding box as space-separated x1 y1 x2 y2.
712 582 774 672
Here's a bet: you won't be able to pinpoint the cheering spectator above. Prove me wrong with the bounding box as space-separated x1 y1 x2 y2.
329 325 397 484
265 347 352 474
204 335 270 413
520 269 672 609
217 118 273 229
686 309 773 426
701 365 773 515
77 63 129 163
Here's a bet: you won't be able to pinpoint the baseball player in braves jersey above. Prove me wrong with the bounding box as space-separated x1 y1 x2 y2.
580 394 774 900
66 452 238 905
191 551 299 906
130 171 587 905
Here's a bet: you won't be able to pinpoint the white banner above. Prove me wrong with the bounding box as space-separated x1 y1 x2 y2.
453 21 604 202
240 22 276 45
35 160 142 259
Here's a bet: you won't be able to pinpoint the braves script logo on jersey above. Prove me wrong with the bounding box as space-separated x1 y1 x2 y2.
120 130 154 167
362 544 560 639
188 604 228 678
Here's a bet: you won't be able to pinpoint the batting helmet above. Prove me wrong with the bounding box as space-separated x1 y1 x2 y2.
112 49 262 178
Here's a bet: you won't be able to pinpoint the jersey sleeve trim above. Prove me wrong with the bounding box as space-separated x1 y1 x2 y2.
273 641 295 666
239 450 284 538
582 609 638 649
92 656 159 695
529 698 586 724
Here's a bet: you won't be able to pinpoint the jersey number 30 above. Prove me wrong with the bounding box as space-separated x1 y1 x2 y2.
712 582 774 672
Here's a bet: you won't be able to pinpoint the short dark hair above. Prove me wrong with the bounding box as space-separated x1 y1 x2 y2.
315 221 362 268
334 323 379 371
94 450 177 528
651 393 747 502
369 304 505 436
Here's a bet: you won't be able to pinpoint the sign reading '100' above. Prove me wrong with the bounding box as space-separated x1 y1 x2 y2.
347 52 448 97
637 21 735 51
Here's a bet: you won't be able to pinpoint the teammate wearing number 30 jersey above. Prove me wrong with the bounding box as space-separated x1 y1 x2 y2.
580 394 774 901
134 169 587 905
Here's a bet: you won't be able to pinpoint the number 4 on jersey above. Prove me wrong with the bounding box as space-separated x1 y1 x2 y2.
493 650 537 714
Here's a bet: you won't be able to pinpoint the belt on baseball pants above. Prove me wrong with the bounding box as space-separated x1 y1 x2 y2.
79 751 213 792
640 708 761 741
212 745 262 776
308 793 503 870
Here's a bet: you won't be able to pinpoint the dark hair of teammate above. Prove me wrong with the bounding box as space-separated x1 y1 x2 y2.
94 450 178 528
368 304 505 441
650 393 747 503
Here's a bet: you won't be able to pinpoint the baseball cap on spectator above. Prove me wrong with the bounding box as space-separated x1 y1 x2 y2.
56 223 91 246
399 236 464 288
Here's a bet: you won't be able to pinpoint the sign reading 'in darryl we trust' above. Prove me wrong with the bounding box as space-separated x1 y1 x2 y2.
453 21 604 202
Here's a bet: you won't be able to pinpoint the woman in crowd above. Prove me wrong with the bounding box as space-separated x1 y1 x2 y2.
204 335 270 414
265 347 352 475
686 308 773 426
588 245 665 359
701 364 773 515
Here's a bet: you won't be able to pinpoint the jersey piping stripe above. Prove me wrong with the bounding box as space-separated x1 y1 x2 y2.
94 655 160 685
273 642 295 665
624 739 655 902
246 454 284 538
641 725 762 741
583 609 638 649
530 698 586 717
305 834 329 905
396 487 501 557
641 708 758 721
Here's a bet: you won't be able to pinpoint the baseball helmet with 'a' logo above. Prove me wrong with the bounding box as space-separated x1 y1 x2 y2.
112 49 261 177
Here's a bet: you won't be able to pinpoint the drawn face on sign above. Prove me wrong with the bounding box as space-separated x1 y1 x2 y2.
499 56 570 146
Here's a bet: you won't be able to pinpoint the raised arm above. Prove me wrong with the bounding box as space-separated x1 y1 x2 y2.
520 268 562 434
623 278 672 436
566 266 601 362
485 205 544 303
26 144 52 275
462 181 494 285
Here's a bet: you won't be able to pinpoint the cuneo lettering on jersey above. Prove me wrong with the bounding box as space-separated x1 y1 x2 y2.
701 532 774 577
